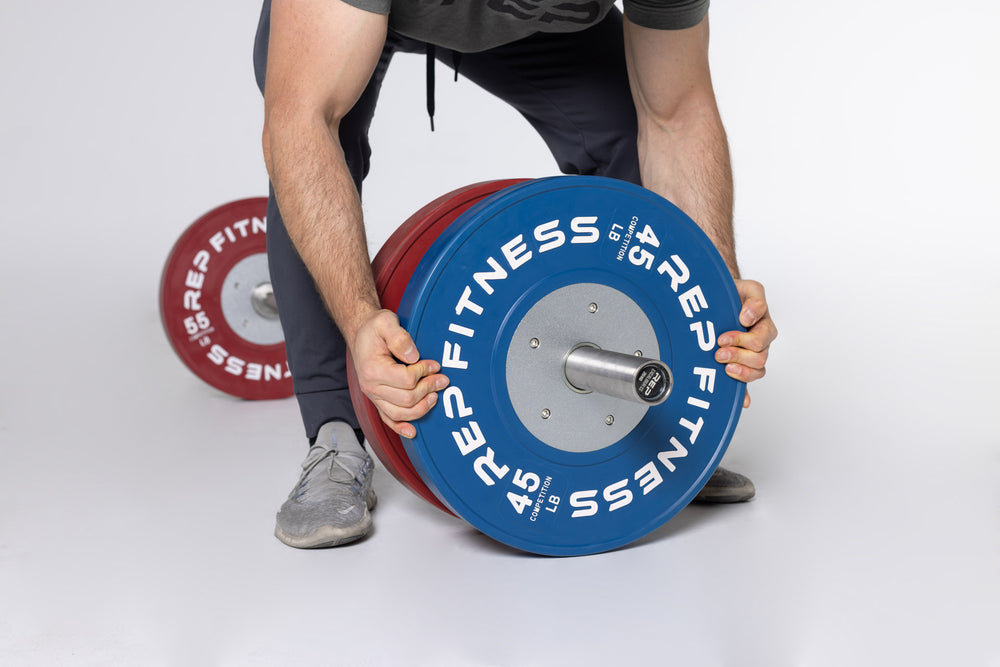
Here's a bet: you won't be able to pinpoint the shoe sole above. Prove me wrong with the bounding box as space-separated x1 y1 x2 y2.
274 490 378 549
692 487 755 503
274 509 373 549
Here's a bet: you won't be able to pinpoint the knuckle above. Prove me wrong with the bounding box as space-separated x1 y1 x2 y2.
359 377 382 397
418 375 443 394
392 393 418 410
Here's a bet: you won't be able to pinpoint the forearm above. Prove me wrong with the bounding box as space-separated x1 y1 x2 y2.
624 16 740 278
265 117 381 347
636 106 740 278
624 17 775 395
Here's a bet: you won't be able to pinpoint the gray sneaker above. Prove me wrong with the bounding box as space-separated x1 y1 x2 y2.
693 466 755 503
274 421 377 548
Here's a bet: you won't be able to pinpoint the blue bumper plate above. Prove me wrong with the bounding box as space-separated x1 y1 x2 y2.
398 177 745 556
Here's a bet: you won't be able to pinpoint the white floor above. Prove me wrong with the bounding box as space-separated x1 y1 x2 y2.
2 2 998 666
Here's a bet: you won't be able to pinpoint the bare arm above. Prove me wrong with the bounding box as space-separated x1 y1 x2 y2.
624 16 776 402
263 0 446 436
623 15 737 275
263 0 385 341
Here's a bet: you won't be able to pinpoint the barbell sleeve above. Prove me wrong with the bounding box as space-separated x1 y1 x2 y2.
563 345 673 405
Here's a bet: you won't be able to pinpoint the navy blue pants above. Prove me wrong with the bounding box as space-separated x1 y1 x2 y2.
253 3 641 440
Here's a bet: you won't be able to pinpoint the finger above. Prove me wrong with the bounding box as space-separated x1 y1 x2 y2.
743 389 751 409
739 295 769 329
368 371 449 412
734 280 769 329
370 310 421 365
373 393 438 430
382 322 420 365
722 361 767 383
715 345 768 373
363 356 444 395
380 413 417 439
717 319 778 352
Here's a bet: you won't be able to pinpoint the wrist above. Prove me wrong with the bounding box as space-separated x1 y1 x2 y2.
338 300 384 352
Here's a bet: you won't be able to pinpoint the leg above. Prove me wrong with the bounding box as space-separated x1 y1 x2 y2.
435 9 641 184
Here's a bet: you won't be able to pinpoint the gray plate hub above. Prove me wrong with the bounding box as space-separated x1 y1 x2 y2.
505 283 659 453
220 253 284 346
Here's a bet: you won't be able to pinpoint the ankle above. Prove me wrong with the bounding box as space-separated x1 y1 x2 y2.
316 420 366 455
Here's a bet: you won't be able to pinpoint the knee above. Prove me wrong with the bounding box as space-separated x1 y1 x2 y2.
596 134 641 185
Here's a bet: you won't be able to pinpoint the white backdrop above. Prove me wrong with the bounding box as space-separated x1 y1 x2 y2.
1 2 998 665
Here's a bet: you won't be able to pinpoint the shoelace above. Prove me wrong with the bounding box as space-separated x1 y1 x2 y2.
292 446 369 500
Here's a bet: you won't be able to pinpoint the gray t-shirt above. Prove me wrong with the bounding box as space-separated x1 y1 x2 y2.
344 0 710 53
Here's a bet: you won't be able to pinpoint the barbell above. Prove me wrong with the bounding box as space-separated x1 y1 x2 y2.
161 177 746 556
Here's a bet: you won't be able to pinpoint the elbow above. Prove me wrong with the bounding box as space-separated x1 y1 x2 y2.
261 99 288 180
637 87 722 139
261 102 296 180
262 98 344 177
